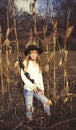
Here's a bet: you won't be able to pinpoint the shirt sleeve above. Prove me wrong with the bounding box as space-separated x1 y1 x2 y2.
21 68 36 90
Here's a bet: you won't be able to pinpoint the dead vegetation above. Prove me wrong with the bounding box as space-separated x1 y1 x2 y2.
0 0 76 129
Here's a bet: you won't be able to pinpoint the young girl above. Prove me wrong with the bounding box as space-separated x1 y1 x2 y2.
21 44 52 121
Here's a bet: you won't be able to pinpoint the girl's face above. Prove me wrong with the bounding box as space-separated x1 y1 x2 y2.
29 50 38 61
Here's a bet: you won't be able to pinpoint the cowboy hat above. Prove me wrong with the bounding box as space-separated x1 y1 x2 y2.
24 44 43 56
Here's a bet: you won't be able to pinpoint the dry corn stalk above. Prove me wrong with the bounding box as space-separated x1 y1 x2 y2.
3 28 13 53
52 18 57 98
12 0 20 78
12 0 19 55
52 18 57 34
0 25 4 96
5 0 12 108
43 25 48 51
66 26 74 39
0 24 6 109
63 9 74 94
30 0 37 35
59 49 68 66
42 24 50 97
53 35 56 98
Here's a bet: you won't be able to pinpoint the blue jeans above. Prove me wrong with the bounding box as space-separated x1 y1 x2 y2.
24 89 50 118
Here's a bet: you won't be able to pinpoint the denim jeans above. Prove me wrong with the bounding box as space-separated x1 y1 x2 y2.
24 89 50 118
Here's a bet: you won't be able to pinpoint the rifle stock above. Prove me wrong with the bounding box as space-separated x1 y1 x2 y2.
18 56 24 70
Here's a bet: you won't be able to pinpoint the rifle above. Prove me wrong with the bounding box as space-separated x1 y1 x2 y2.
18 56 24 70
24 72 42 93
18 56 42 93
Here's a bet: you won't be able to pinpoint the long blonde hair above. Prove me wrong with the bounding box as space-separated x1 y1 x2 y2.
24 52 42 72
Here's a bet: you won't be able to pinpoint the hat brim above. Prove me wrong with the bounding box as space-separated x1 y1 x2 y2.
24 45 43 56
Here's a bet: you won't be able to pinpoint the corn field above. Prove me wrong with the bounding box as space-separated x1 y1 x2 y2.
0 0 76 129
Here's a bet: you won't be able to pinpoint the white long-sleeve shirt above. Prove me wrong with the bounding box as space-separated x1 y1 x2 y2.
21 60 44 92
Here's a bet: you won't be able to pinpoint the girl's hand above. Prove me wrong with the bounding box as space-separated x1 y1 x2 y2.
33 87 39 93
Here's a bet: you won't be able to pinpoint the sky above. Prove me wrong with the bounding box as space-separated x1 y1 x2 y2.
15 0 54 14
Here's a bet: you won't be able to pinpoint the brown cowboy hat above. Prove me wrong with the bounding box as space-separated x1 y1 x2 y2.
24 45 43 56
